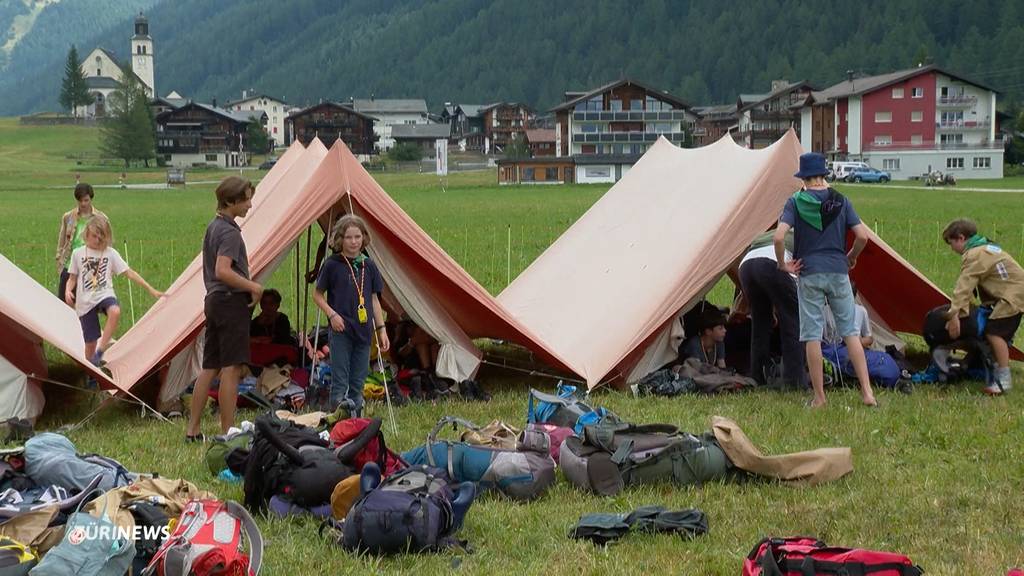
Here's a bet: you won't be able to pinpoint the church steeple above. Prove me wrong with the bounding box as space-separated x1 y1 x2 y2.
130 12 154 97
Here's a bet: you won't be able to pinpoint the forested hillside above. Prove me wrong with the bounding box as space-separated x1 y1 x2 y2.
3 0 1024 115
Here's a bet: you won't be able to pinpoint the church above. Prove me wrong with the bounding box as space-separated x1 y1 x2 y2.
76 13 155 117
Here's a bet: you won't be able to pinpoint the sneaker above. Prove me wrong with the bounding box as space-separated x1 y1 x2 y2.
184 433 206 443
90 349 105 366
982 382 1007 395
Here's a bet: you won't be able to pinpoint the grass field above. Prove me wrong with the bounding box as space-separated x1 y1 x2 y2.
2 120 1023 574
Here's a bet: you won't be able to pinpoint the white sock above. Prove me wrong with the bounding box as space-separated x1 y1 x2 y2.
996 366 1012 388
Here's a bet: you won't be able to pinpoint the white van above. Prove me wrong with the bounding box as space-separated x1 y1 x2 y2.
830 161 870 180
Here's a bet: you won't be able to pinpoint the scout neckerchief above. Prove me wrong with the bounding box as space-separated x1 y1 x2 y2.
342 253 368 324
793 188 845 232
964 233 994 251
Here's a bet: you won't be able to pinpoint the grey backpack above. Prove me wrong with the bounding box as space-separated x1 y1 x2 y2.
24 434 135 493
559 422 731 496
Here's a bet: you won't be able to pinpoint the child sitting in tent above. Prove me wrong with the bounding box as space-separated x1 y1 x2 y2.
678 307 728 369
64 216 164 365
941 218 1024 395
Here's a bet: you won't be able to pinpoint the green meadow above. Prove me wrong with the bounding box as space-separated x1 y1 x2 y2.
1 118 1023 575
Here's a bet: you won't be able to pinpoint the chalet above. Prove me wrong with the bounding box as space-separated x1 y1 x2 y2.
692 104 736 146
351 98 429 151
150 91 187 117
497 157 575 184
391 124 453 157
550 78 697 184
440 103 488 150
733 80 816 149
76 13 156 117
225 91 291 149
284 102 377 157
155 102 261 168
796 64 1004 179
481 102 533 152
524 129 557 157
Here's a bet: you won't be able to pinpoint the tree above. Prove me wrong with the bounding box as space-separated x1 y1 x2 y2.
59 45 91 116
504 134 530 159
387 142 423 162
245 121 270 155
100 66 155 168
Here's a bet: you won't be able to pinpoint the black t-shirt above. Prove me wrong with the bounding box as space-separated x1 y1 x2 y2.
250 312 293 345
315 254 384 345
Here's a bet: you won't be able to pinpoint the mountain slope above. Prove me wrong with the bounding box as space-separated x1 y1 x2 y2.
3 0 1023 116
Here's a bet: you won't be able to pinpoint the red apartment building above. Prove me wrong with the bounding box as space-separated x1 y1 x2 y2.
798 65 1003 179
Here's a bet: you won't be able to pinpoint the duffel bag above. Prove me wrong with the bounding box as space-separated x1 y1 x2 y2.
743 536 924 576
559 422 730 496
527 383 619 435
340 463 475 554
401 417 556 501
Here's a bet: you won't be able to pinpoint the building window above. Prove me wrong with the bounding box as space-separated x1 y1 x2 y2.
645 122 672 133
584 166 611 178
581 144 596 154
911 87 924 98
874 111 892 123
136 46 142 55
946 157 964 170
911 134 923 145
940 133 964 145
882 158 900 171
892 87 904 99
645 96 666 111
612 144 623 154
911 110 923 122
522 168 535 181
610 99 623 112
973 157 991 169
142 45 146 55
273 127 278 134
205 154 218 162
545 167 558 180
873 135 892 146
630 99 643 111
630 143 643 154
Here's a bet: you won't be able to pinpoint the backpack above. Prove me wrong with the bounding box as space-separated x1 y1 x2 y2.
29 496 135 576
527 383 619 435
0 536 36 575
822 345 901 388
204 432 252 476
328 418 407 477
0 474 103 522
743 536 924 576
24 434 134 493
559 422 731 496
244 415 353 510
127 502 170 575
142 499 263 576
400 416 557 501
339 462 475 554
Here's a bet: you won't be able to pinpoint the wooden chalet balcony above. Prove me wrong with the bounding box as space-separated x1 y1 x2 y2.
936 95 978 107
572 110 690 122
572 131 687 144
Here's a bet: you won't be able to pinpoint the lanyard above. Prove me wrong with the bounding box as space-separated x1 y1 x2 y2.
701 340 717 365
342 255 367 307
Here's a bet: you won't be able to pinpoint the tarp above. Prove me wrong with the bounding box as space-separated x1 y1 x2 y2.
499 133 805 387
103 138 572 395
0 253 116 391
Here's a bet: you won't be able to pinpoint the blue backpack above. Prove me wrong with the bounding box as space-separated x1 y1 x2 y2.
527 383 618 435
822 345 901 388
340 463 475 554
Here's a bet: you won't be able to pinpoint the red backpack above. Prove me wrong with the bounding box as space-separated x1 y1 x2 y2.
142 499 263 576
743 537 924 576
329 417 407 477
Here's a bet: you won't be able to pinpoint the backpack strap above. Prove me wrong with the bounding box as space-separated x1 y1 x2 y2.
225 500 263 575
427 416 480 445
333 418 383 464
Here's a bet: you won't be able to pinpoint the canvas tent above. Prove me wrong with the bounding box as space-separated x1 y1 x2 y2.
498 131 997 389
102 138 572 403
0 253 120 418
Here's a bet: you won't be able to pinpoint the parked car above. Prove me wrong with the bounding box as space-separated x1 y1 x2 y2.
844 167 890 183
259 157 278 170
831 161 870 180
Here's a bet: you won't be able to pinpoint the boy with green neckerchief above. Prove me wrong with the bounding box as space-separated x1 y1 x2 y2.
943 218 1024 394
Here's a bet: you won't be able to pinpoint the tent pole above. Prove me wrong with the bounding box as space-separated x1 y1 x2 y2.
370 315 398 437
294 239 301 367
124 239 136 325
301 226 313 339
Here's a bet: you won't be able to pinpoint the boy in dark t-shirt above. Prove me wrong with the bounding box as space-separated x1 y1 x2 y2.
774 153 877 408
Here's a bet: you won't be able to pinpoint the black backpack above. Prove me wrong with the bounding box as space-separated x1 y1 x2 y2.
340 463 475 554
127 501 169 574
244 414 353 511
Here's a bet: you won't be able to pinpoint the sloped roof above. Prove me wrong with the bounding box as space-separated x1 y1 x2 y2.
550 79 692 113
524 128 556 143
391 123 452 139
457 104 487 117
693 104 737 118
95 47 121 66
225 93 289 107
808 64 1000 103
285 101 377 122
352 98 428 115
85 76 121 90
737 81 815 113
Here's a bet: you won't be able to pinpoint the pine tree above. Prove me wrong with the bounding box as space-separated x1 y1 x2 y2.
101 66 155 167
59 45 90 116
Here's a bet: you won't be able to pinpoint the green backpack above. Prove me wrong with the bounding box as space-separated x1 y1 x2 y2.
559 422 731 495
205 431 253 475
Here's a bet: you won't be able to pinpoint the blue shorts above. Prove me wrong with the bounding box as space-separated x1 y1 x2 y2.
80 297 119 343
797 273 856 342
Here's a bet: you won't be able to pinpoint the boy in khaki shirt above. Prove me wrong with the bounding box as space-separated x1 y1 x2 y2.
943 218 1024 394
